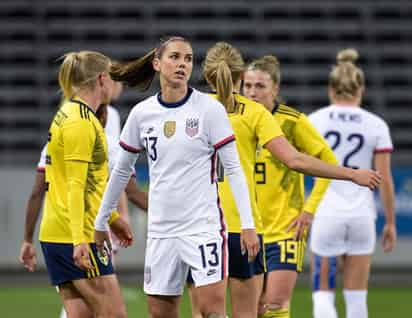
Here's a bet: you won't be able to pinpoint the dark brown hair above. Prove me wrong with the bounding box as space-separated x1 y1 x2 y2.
110 36 191 91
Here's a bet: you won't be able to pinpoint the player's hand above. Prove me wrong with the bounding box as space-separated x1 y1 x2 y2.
19 241 37 272
240 228 260 263
351 169 381 190
287 211 313 241
94 230 113 254
73 243 94 271
109 218 133 248
381 223 397 253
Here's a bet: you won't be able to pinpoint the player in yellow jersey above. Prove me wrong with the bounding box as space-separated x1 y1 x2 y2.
38 51 131 318
188 42 381 318
243 55 338 318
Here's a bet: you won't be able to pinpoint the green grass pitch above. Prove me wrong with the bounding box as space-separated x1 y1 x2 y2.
0 286 410 317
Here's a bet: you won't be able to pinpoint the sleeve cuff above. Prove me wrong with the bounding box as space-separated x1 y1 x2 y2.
213 135 235 150
119 141 142 154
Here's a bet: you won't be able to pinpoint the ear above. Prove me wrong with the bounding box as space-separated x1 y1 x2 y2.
152 58 160 72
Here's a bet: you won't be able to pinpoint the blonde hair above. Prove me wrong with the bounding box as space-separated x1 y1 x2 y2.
247 55 281 86
203 42 244 113
329 48 364 100
58 51 111 100
110 36 190 91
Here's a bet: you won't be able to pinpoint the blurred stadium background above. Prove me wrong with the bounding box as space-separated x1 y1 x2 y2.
0 0 411 316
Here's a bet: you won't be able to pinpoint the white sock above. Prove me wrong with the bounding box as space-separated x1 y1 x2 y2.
59 308 67 318
343 289 368 318
312 290 338 318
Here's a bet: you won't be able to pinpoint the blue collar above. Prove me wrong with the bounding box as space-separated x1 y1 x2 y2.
157 87 193 108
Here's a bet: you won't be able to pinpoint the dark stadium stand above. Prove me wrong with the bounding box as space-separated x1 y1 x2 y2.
0 0 411 165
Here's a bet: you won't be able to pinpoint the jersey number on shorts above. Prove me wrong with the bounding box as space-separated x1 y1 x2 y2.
199 242 219 268
144 137 158 161
278 240 298 264
324 131 364 169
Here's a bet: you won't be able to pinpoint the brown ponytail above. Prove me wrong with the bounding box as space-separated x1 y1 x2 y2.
110 49 157 91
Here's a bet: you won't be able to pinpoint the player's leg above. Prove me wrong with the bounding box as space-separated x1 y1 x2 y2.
342 216 375 318
311 255 338 318
144 236 185 318
41 242 126 318
229 274 263 318
72 274 127 318
147 294 180 318
342 255 371 318
190 279 227 318
259 240 305 318
183 230 228 317
310 216 345 318
58 282 92 318
226 232 265 318
187 271 203 318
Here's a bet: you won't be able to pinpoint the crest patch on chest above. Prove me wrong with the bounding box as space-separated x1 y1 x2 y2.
185 118 199 137
163 121 176 138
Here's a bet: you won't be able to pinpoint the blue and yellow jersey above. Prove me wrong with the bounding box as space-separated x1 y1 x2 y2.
39 97 109 244
256 103 337 243
212 93 283 233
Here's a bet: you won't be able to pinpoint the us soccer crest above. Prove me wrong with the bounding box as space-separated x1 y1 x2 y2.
185 118 199 137
163 121 176 138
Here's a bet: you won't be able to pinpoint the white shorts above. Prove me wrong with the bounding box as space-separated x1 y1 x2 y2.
143 230 228 296
310 216 376 257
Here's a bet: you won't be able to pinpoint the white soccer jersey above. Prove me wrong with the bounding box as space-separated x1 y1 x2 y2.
37 144 47 172
309 105 393 217
120 88 235 237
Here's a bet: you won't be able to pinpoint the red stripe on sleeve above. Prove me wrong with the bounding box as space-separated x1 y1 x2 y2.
213 135 235 150
36 167 45 173
374 148 393 154
119 141 142 154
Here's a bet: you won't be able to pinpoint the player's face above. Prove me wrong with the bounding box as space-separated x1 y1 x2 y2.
154 41 193 88
243 70 279 110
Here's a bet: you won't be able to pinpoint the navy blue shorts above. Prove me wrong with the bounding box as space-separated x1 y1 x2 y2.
265 239 306 273
227 233 265 279
41 242 114 286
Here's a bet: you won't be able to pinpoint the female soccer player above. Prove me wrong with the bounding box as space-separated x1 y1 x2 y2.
243 55 337 318
309 49 397 318
189 42 381 318
37 51 130 318
93 36 259 318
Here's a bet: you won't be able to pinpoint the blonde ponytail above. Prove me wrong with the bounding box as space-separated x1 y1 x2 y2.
203 42 244 113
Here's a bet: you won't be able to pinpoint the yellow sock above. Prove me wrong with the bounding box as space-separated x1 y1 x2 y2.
262 308 290 318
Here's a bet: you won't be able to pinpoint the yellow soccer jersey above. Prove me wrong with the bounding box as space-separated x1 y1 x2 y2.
256 104 337 243
212 93 283 233
39 98 109 244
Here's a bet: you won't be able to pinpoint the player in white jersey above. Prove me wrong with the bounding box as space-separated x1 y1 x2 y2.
309 49 397 318
93 36 259 318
